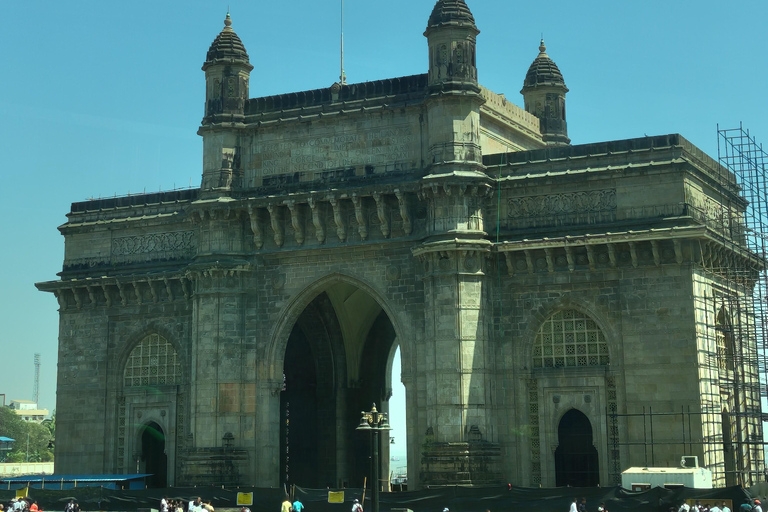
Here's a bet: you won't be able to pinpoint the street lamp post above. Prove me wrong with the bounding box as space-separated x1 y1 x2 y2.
357 403 391 512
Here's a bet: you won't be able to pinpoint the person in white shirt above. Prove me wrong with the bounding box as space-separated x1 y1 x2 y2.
721 501 731 512
569 498 578 512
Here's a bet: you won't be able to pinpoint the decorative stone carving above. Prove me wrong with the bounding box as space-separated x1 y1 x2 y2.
328 197 347 242
307 197 325 244
267 204 284 247
351 195 368 240
373 192 390 237
272 273 286 290
506 189 616 227
247 205 263 250
386 265 401 281
463 254 480 273
112 231 196 263
286 201 304 245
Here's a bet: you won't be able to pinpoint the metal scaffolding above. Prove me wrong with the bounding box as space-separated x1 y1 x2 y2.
705 124 768 486
608 125 768 487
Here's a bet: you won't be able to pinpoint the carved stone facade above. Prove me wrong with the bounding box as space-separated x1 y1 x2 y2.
38 0 763 490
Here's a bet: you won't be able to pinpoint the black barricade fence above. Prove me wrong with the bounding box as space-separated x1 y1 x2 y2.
0 485 752 512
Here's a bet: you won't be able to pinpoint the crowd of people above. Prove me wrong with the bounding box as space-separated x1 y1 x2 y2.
2 498 43 512
569 497 608 512
160 497 215 512
676 499 761 512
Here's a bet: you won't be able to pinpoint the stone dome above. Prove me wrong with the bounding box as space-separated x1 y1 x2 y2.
427 0 477 30
204 13 250 66
523 40 566 89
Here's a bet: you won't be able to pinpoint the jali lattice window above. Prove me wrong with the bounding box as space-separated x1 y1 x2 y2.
716 307 734 372
533 310 609 368
124 334 181 387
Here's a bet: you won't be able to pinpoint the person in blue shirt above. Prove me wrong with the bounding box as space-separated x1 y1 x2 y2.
293 499 304 512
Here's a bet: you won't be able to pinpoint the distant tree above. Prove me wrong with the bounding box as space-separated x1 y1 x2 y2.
0 407 53 462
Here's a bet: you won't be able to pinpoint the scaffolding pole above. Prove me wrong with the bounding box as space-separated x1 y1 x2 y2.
607 125 768 487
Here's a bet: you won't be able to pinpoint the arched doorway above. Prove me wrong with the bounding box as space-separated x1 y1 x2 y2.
140 422 167 488
722 409 736 486
555 409 599 487
279 281 399 490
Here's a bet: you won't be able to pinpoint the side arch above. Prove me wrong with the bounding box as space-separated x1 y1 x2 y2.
115 324 185 485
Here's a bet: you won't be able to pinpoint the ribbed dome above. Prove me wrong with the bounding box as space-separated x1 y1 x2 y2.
205 13 250 65
427 0 477 30
523 40 566 89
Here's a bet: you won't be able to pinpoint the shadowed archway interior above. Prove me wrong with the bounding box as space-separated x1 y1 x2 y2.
555 409 599 487
280 284 398 489
141 421 167 488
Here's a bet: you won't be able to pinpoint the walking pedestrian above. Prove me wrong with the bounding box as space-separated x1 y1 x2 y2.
351 499 363 512
281 496 292 512
292 498 304 512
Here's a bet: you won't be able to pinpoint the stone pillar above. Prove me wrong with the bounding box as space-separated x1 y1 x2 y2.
183 262 254 486
413 232 500 485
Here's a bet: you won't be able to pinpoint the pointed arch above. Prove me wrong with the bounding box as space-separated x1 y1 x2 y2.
533 309 609 369
124 333 182 387
117 323 186 388
521 295 618 371
555 408 599 487
266 273 409 380
716 307 734 373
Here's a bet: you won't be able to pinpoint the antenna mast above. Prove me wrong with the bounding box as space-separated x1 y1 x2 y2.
340 0 346 85
33 353 41 405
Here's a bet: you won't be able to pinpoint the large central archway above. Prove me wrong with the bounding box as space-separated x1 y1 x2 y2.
277 278 401 489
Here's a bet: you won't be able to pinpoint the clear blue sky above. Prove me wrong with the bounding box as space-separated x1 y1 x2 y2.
0 0 766 457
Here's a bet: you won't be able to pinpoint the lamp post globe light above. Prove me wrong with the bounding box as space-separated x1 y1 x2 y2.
357 403 391 512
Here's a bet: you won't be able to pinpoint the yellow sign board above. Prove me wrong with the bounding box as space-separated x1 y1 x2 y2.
237 493 254 506
328 491 345 504
16 488 28 499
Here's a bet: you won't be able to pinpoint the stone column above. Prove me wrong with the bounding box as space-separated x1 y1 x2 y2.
413 209 500 485
184 265 254 484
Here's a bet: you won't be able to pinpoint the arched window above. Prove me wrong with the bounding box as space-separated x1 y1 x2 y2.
716 307 734 373
123 334 181 387
533 310 609 369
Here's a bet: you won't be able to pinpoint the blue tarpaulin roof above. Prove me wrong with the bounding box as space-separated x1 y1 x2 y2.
0 437 15 442
0 475 151 483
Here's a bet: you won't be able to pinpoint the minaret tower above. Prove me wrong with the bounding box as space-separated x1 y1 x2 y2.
521 39 570 146
199 13 253 196
413 0 501 489
423 0 485 180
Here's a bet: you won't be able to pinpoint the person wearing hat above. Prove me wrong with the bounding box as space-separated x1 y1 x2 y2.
753 500 763 512
351 499 363 512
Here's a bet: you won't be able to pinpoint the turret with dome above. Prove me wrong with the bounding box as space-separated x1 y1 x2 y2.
199 13 253 196
521 39 570 145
